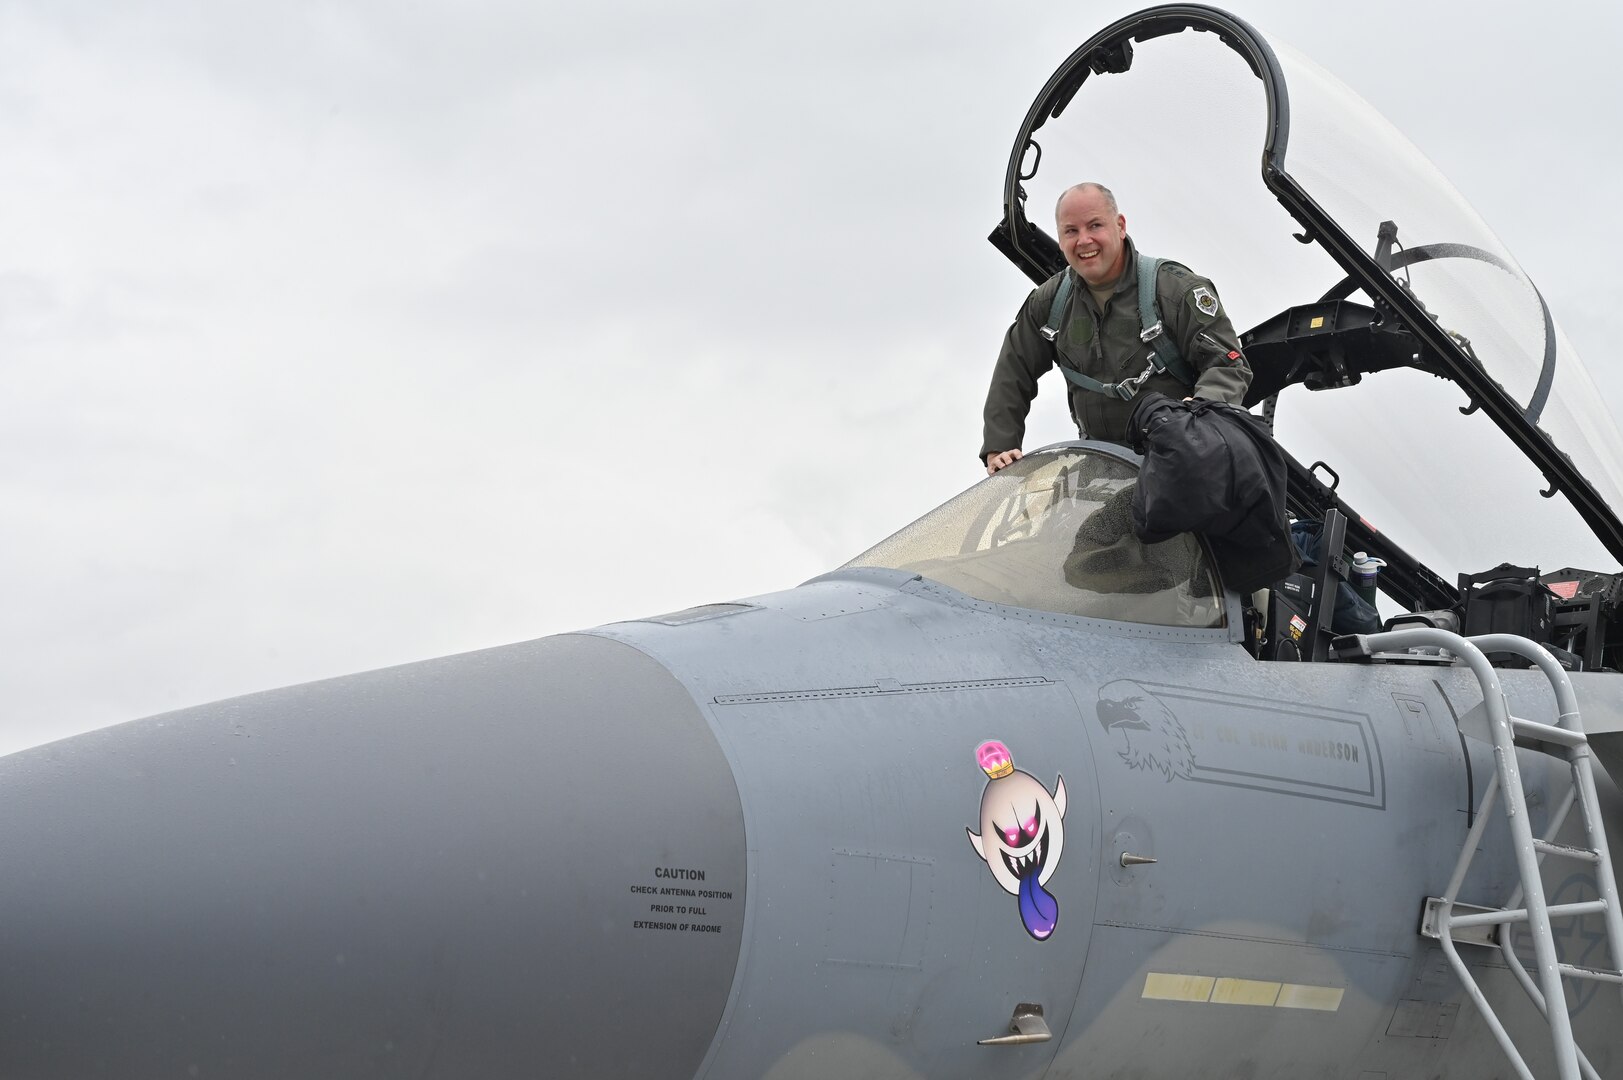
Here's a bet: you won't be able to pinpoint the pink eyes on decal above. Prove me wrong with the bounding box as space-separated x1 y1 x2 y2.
997 810 1041 848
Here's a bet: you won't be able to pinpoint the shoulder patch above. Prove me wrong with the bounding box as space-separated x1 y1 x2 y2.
1188 285 1220 321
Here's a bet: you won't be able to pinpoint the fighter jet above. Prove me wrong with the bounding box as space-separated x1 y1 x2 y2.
4 4 1622 1079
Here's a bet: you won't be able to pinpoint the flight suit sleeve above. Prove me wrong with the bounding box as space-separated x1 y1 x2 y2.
1162 270 1252 405
979 286 1057 462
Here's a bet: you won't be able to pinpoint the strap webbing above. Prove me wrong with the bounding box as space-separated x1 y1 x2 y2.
1044 272 1129 397
1057 365 1137 400
1041 272 1073 342
1137 256 1197 387
1042 256 1199 400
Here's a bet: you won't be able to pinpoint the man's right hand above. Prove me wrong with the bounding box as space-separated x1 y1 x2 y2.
985 449 1023 476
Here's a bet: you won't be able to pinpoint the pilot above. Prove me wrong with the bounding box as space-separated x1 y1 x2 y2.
981 182 1252 474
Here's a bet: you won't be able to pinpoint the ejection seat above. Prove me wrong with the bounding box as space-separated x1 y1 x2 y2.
1251 508 1355 662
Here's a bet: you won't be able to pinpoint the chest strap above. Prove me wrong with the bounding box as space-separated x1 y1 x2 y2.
1041 256 1198 399
1040 273 1073 342
1137 256 1197 388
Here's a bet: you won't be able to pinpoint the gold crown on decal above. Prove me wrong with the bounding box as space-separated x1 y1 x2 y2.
976 740 1015 780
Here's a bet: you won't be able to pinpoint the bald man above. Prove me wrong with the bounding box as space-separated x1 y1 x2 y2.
981 182 1252 474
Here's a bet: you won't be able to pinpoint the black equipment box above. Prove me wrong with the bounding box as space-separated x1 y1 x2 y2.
1459 564 1554 643
1541 566 1623 672
1261 572 1318 662
1457 563 1584 668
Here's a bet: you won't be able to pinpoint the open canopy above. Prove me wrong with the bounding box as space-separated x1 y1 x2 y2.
989 3 1622 583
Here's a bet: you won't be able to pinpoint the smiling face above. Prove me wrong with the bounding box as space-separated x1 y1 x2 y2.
1055 184 1127 287
968 769 1068 896
995 802 1046 881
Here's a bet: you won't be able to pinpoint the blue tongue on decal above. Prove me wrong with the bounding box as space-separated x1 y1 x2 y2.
1018 873 1059 940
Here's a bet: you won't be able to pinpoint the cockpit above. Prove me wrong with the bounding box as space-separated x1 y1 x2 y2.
860 6 1623 670
845 445 1223 628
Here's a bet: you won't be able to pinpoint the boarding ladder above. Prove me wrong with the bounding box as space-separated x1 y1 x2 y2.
1347 628 1623 1080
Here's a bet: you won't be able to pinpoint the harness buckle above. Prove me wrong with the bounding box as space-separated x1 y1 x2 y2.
1040 326 1059 342
1115 362 1159 400
1139 321 1165 345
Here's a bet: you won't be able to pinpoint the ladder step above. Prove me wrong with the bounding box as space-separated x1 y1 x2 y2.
1448 899 1608 931
1450 906 1526 930
1415 629 1621 1080
1559 963 1623 984
1533 839 1603 863
1509 716 1587 749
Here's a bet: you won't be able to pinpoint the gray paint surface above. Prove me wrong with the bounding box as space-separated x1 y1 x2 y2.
591 567 1623 1078
2 543 1620 1077
0 634 744 1079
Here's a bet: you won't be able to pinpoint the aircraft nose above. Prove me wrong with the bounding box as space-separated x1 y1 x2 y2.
0 633 745 1078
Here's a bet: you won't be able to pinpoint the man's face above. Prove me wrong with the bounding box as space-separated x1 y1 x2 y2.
1056 188 1127 287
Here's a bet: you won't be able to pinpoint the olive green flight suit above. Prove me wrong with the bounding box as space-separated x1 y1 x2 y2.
980 237 1252 458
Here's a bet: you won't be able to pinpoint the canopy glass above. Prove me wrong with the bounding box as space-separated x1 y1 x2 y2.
845 447 1224 627
999 14 1619 580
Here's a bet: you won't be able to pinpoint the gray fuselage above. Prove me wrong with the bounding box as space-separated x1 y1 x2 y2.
3 558 1620 1079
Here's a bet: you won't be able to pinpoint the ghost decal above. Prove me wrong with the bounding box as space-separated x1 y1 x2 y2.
1097 679 1194 781
966 740 1068 941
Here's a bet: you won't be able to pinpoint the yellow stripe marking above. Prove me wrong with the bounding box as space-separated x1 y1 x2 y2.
1276 983 1345 1011
1142 972 1215 1002
1211 977 1282 1006
1142 972 1343 1012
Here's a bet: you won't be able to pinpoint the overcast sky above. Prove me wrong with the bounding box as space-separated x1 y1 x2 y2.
4 0 1620 756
